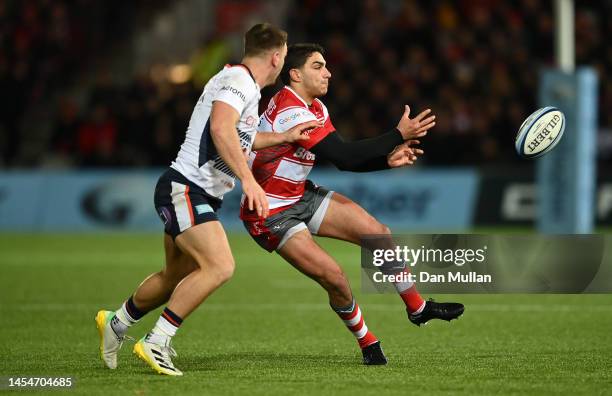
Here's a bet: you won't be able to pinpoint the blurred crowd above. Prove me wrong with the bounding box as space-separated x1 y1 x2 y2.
50 73 199 167
285 0 612 164
0 0 168 167
1 0 610 167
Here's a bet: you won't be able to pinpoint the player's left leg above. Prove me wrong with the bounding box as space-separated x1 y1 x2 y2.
95 234 197 370
314 192 464 326
109 234 198 335
131 234 198 311
278 229 386 365
242 189 386 365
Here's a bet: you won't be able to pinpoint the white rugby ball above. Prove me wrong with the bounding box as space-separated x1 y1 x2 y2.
515 106 565 158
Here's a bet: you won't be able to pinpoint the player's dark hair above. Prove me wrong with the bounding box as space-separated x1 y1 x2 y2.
281 43 325 85
244 23 288 57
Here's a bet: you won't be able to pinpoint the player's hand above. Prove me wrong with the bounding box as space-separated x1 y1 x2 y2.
396 105 436 140
242 177 269 218
282 120 321 143
387 139 424 168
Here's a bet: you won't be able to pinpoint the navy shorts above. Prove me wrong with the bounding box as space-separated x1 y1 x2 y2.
153 168 222 239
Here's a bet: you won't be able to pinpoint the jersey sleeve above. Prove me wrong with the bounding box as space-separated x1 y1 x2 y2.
298 102 335 150
299 115 335 150
269 96 336 150
212 71 257 115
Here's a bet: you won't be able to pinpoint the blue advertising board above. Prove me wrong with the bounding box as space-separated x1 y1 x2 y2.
0 168 477 232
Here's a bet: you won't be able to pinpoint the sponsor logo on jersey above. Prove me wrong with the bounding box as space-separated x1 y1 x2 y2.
220 85 246 102
265 98 276 116
246 115 256 127
278 110 311 125
294 147 316 161
278 112 302 125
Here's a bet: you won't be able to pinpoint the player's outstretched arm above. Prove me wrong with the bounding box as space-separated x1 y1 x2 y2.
210 101 269 218
308 105 434 172
321 138 424 172
309 130 401 172
251 120 320 150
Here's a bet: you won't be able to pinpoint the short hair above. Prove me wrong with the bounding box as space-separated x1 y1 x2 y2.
244 23 288 57
280 43 325 85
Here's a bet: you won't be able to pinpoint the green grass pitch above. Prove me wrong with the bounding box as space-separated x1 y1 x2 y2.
1 232 611 395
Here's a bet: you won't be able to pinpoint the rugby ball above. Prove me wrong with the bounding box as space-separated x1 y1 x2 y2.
515 106 565 158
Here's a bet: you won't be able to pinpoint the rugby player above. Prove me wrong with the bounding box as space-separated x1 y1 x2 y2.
95 24 320 376
241 43 464 365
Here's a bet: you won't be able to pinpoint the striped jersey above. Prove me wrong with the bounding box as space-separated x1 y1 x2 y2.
240 86 335 221
171 64 261 199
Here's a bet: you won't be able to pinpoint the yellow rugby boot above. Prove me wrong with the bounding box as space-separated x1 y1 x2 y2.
133 335 183 376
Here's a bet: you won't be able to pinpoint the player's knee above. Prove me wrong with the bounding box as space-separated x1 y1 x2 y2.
210 258 235 284
364 218 390 236
326 275 352 302
378 223 391 235
321 266 348 290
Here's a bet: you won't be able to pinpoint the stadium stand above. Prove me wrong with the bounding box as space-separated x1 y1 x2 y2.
1 0 610 167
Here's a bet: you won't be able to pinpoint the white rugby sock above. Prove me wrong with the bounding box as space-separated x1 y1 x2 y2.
148 307 183 345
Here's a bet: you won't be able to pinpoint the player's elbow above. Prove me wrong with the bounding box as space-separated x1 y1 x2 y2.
209 121 227 140
336 164 353 172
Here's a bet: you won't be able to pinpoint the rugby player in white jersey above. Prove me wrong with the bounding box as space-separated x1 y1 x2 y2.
94 24 319 376
241 44 464 365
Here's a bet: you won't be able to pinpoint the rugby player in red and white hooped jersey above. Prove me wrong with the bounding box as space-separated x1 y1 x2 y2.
240 43 464 365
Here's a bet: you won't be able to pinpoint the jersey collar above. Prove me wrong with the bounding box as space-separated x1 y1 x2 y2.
226 63 257 83
283 86 311 107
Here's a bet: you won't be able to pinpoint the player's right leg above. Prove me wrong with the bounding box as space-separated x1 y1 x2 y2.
315 191 464 326
278 229 386 365
133 220 235 376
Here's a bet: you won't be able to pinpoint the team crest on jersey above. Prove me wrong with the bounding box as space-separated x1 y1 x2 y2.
246 115 256 126
158 206 172 232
